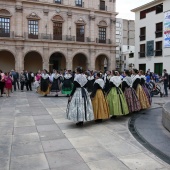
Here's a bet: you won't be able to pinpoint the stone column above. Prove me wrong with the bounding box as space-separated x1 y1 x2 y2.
109 50 116 70
43 47 49 71
67 48 73 70
15 1 23 37
89 48 96 70
110 15 116 44
89 11 95 42
15 46 24 72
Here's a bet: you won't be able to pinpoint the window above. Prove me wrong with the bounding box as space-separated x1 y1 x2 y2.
154 63 163 76
76 25 84 42
116 30 120 35
140 27 146 41
55 0 61 4
129 52 134 58
116 23 120 27
99 27 106 43
100 0 106 10
156 4 163 14
116 39 120 43
139 44 145 58
155 41 162 56
53 22 62 40
139 64 146 72
28 20 38 39
75 0 83 7
0 17 10 37
155 22 163 38
124 56 126 60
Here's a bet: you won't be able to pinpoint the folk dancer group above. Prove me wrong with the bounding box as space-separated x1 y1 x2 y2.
66 67 151 126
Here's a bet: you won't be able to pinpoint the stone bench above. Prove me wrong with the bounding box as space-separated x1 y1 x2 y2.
162 102 170 132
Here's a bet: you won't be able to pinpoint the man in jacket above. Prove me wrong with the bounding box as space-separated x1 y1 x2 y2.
24 70 32 91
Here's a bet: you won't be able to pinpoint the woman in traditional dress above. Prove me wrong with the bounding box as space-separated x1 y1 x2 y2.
34 70 41 92
87 71 95 93
90 73 109 122
107 71 129 117
4 72 13 97
139 70 152 105
104 71 112 93
122 70 141 113
66 67 94 126
38 69 50 97
51 70 62 97
62 71 73 97
132 69 150 109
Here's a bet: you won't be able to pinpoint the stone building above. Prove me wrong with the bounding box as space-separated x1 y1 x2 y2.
0 0 117 73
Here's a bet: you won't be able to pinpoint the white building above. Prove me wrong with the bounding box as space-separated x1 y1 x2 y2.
132 0 170 75
115 18 135 71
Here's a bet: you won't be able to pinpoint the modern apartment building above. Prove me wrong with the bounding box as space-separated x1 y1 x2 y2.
115 18 135 71
132 0 170 75
0 0 117 73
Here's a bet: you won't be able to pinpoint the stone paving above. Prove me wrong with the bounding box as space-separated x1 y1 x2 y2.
0 90 170 170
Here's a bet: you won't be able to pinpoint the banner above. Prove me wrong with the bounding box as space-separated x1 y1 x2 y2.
164 11 170 48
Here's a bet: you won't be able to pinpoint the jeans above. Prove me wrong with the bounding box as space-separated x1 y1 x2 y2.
164 83 168 96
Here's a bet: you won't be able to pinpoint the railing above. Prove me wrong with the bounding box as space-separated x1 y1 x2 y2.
139 35 146 41
96 38 111 44
138 52 146 58
155 50 162 56
99 5 107 11
0 31 14 38
155 31 163 38
54 0 63 4
75 1 84 7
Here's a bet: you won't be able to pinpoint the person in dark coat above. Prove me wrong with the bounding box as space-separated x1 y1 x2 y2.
24 70 32 91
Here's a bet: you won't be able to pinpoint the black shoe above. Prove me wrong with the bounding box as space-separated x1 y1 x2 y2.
76 122 83 126
44 95 47 97
55 94 58 97
95 119 103 123
111 116 117 119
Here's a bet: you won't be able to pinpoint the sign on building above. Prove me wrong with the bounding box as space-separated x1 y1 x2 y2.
147 40 154 56
164 11 170 48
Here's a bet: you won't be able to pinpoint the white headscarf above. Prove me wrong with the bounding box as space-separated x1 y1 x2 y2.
110 76 122 87
74 74 87 87
94 78 105 89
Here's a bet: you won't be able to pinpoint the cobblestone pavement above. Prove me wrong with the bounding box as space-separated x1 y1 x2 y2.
0 90 170 170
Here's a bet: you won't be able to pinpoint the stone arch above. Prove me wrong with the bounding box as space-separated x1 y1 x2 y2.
27 12 40 20
72 53 88 71
49 52 66 72
95 54 109 71
98 20 108 27
24 51 43 73
0 50 15 72
52 14 64 22
0 9 11 17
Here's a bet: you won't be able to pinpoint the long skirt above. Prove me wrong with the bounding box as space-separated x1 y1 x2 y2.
38 84 51 95
62 80 73 95
107 87 129 116
142 85 152 105
124 87 141 113
66 88 94 122
91 89 110 120
136 85 150 109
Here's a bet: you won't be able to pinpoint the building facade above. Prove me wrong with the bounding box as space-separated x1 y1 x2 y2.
0 0 117 73
132 0 170 75
115 18 135 71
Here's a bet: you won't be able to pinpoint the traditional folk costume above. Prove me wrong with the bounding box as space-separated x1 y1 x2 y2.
34 73 41 89
51 73 62 96
104 74 112 93
90 78 110 120
122 76 141 113
132 75 150 109
140 75 152 105
62 74 73 96
87 76 95 93
38 73 50 96
66 74 94 123
107 76 129 116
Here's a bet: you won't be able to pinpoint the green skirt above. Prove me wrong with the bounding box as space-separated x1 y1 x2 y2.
107 87 129 116
62 84 73 95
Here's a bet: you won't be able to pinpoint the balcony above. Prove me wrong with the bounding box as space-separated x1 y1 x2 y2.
155 31 162 38
138 52 146 58
75 1 84 7
96 38 111 44
155 50 162 56
99 5 107 11
0 31 14 38
76 36 84 42
139 35 145 41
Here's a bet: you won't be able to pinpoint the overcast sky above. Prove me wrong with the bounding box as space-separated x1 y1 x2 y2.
116 0 153 20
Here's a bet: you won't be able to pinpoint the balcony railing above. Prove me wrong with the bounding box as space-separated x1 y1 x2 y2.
96 38 111 44
75 1 84 7
54 0 63 4
138 52 146 58
99 5 107 11
155 50 162 56
139 35 146 41
155 31 163 38
0 31 14 38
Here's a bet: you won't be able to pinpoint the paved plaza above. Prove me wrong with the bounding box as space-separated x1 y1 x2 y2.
0 90 170 170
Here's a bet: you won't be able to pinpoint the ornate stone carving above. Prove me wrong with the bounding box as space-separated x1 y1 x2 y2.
27 12 40 20
89 15 95 20
98 20 108 27
52 15 64 22
43 9 49 16
67 9 72 18
75 18 86 25
15 6 23 13
0 9 11 17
